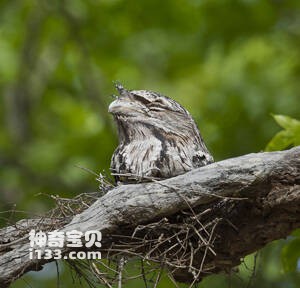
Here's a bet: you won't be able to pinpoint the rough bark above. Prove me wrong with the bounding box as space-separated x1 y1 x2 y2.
0 147 299 286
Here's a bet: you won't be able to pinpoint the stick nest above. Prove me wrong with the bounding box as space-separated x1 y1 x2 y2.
1 173 226 287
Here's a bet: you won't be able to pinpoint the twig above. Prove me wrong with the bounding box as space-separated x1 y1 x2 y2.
117 257 125 288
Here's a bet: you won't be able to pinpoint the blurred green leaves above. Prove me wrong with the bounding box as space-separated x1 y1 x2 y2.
266 115 300 151
281 229 300 279
0 0 299 287
281 236 300 273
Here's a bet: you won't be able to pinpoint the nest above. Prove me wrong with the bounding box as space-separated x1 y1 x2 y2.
58 199 223 288
1 173 227 288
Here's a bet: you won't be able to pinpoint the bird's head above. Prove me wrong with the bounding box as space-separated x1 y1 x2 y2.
109 84 200 143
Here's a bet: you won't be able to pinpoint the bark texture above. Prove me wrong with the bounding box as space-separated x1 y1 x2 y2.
0 147 299 286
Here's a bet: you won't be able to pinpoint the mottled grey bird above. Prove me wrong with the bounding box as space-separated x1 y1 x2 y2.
109 84 213 183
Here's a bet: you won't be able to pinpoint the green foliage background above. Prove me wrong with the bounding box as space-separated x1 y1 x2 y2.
0 0 299 287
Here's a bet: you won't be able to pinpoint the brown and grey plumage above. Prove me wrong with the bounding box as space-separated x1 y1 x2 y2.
109 84 213 183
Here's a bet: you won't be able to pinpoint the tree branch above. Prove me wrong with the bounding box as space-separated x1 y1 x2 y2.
0 147 299 286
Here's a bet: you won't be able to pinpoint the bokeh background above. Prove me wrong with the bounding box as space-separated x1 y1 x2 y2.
0 0 299 287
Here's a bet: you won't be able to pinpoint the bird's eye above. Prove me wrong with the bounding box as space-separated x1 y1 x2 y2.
149 106 165 112
148 99 168 110
132 94 151 105
153 98 165 105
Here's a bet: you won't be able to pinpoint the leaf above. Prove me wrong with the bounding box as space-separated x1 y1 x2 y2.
272 114 300 130
266 115 300 151
281 238 300 273
265 130 294 152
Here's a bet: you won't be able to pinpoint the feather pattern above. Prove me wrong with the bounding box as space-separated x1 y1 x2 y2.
109 84 213 182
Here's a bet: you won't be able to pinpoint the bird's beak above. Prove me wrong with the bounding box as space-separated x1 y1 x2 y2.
109 83 145 116
108 99 123 114
108 98 140 115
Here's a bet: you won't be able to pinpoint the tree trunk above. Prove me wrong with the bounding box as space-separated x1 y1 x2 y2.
0 147 299 286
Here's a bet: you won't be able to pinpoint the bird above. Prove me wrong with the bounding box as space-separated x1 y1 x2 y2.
109 83 213 183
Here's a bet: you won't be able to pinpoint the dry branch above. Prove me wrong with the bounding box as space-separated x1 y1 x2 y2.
0 146 300 286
